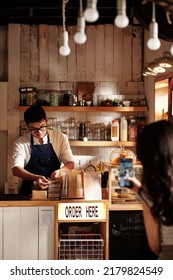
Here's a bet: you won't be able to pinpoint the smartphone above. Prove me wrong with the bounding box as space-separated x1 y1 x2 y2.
119 158 133 188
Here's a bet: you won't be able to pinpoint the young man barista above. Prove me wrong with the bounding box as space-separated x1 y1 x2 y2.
12 105 75 195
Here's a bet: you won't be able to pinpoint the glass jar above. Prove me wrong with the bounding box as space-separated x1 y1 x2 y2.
50 91 58 106
128 119 138 141
26 91 36 106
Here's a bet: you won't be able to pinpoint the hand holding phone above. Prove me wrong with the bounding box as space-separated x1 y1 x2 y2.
119 158 133 188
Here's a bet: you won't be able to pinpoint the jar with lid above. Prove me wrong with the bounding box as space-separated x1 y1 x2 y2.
50 91 58 106
128 118 138 141
19 87 36 106
36 90 50 106
26 91 37 106
111 119 119 141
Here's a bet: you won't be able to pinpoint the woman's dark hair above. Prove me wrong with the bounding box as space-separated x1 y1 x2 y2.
137 120 173 225
24 105 47 124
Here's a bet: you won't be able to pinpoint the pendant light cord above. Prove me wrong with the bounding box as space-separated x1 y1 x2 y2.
79 0 83 17
152 1 156 23
62 0 69 32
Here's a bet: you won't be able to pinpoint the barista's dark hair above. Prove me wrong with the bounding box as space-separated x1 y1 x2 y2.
137 120 173 225
24 105 47 124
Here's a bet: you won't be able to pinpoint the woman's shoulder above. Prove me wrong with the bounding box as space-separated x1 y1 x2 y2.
136 187 153 207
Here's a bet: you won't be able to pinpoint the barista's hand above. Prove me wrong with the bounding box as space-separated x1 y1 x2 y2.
36 176 50 189
127 176 142 192
50 170 61 180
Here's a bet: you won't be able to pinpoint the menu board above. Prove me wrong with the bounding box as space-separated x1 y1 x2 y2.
109 210 158 260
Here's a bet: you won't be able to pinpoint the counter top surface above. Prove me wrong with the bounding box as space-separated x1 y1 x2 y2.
0 199 142 210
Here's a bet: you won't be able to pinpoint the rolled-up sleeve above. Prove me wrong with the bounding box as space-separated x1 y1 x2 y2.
11 135 31 169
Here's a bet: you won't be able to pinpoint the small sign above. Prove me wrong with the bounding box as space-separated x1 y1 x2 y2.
58 202 107 221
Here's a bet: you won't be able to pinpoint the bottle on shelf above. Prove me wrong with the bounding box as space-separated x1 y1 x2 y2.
105 122 111 141
78 122 86 140
111 119 119 141
137 116 146 134
120 116 128 141
93 93 98 106
128 118 138 141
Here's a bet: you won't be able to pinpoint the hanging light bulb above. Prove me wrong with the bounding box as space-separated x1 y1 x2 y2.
114 0 129 28
74 0 87 44
84 0 99 23
147 2 161 51
74 17 87 44
59 0 71 56
59 31 71 56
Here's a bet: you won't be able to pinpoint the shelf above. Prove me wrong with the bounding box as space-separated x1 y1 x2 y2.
102 161 142 169
19 106 148 112
69 141 136 147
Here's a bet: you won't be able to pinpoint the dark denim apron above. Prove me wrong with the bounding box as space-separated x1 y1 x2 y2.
20 134 60 195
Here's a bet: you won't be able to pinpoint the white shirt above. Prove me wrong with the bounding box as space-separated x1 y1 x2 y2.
12 129 74 169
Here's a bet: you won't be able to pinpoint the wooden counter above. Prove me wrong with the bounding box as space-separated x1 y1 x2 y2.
0 198 142 209
0 199 144 260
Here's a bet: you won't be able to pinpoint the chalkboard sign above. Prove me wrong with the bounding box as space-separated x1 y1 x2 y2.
109 210 157 260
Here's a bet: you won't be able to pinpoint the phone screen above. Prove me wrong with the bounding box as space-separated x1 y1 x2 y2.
119 158 133 188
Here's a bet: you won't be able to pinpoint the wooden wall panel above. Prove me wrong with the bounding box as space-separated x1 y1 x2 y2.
113 26 123 82
95 25 104 81
68 26 77 82
86 26 95 82
48 25 59 82
0 82 7 130
0 131 7 192
39 25 49 82
104 25 114 81
7 24 20 182
20 23 143 86
0 26 8 81
30 25 39 83
76 43 86 81
122 26 132 82
20 24 30 82
132 26 143 81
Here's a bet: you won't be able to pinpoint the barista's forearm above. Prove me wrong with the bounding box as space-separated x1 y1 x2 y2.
61 161 75 171
12 166 40 181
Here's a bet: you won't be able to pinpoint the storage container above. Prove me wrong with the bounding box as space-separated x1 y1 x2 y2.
120 116 128 141
111 119 119 141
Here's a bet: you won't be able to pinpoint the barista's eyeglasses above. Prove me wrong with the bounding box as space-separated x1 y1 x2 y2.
28 125 47 134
